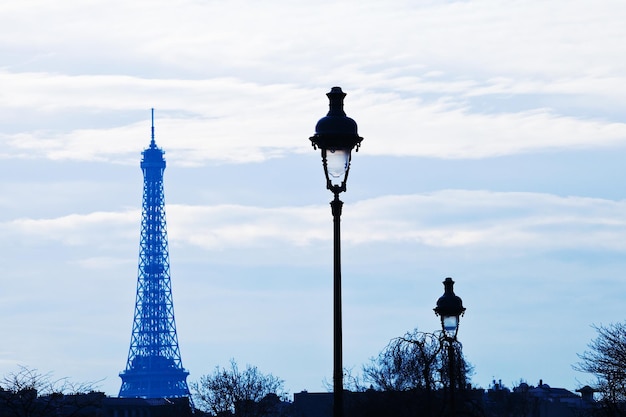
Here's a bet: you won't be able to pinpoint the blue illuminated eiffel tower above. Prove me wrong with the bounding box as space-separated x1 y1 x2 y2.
119 110 190 398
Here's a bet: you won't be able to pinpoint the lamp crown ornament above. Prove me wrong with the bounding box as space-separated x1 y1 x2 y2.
310 87 363 152
434 277 465 317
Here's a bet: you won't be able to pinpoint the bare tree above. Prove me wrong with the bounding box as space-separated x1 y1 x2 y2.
362 328 473 392
339 329 476 417
575 322 626 416
0 365 101 417
191 359 287 417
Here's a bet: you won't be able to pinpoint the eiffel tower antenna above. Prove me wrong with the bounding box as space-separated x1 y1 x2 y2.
150 108 155 146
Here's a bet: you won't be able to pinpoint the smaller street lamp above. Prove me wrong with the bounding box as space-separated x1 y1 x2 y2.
434 277 465 417
310 87 363 417
434 277 466 341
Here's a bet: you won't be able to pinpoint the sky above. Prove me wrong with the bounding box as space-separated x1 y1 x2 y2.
2 0 626 398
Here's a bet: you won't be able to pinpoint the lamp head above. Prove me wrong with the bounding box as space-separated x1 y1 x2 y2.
310 87 363 194
434 277 466 339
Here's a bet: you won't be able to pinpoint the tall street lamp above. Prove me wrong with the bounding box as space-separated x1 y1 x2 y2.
434 277 466 417
310 87 363 417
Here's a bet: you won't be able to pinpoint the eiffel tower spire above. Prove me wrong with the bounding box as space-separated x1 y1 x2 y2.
119 109 190 398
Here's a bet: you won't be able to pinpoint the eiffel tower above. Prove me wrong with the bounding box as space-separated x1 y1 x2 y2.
119 110 190 398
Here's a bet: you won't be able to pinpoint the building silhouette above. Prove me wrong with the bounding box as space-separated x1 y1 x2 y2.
118 110 190 399
290 379 597 417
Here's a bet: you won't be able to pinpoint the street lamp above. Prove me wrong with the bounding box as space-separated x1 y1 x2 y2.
434 277 465 417
310 87 363 417
434 277 466 340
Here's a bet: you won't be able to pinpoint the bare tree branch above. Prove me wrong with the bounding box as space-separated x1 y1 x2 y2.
575 322 626 416
191 359 287 417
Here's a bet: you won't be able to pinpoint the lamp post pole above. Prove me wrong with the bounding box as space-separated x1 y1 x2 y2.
434 277 466 417
310 87 363 417
331 192 343 416
447 334 456 417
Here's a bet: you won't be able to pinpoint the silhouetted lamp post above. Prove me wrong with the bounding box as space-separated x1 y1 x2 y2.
434 277 466 417
310 87 363 417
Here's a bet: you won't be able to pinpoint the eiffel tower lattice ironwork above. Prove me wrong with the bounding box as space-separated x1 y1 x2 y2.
119 109 190 398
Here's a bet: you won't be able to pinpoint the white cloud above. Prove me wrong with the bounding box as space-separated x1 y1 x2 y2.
4 210 137 246
2 1 626 164
357 99 626 159
5 191 626 255
347 191 626 251
3 0 620 79
2 71 626 163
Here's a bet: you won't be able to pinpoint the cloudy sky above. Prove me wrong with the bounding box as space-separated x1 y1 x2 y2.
2 0 626 397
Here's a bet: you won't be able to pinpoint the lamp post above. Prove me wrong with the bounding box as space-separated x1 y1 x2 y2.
434 277 465 417
310 87 363 417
